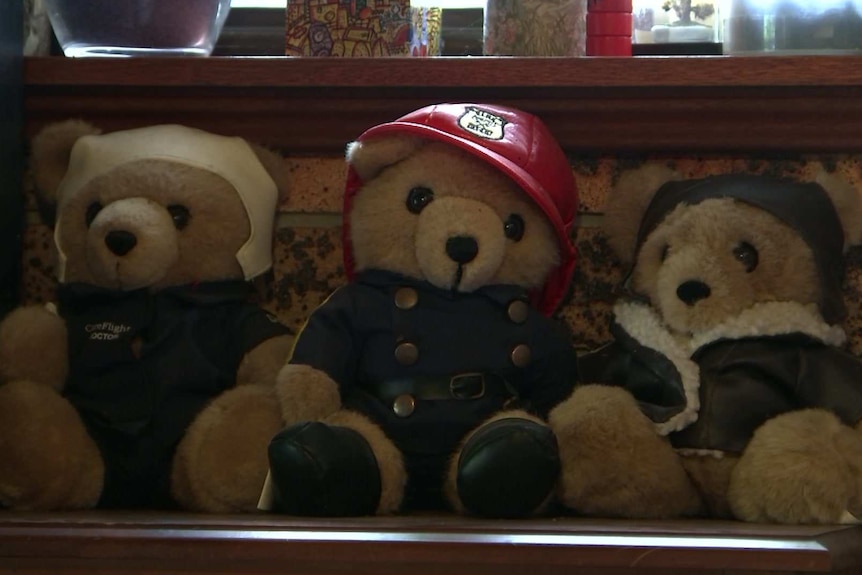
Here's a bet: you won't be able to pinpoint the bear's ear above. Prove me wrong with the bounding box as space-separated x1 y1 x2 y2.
346 135 425 182
249 143 289 205
30 119 101 208
602 163 681 264
813 168 862 250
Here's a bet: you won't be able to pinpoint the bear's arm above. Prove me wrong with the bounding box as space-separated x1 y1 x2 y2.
573 336 690 427
696 337 862 429
794 343 862 427
523 320 580 419
229 305 293 387
0 304 69 391
286 286 361 394
237 335 294 387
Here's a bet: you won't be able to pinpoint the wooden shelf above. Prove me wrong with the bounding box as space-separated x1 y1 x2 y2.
23 55 862 155
2 512 862 575
14 55 862 574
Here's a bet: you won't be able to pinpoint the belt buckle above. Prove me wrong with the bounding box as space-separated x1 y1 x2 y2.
449 373 485 400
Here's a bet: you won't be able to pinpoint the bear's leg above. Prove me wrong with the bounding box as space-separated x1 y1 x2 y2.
0 380 103 510
680 454 739 519
446 410 559 518
267 410 406 516
549 384 702 518
172 384 283 513
729 409 862 524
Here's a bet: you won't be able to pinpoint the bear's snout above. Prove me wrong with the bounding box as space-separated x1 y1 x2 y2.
676 280 711 306
105 230 138 257
80 197 180 290
446 236 478 264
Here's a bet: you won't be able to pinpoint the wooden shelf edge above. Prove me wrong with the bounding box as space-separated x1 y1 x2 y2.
24 55 862 156
23 56 862 88
1 512 862 574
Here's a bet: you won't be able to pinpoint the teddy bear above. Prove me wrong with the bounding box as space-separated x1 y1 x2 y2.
0 120 295 512
549 163 862 524
259 102 580 518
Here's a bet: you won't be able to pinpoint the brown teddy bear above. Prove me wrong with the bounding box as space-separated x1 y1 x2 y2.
0 120 293 511
260 103 580 518
550 164 862 524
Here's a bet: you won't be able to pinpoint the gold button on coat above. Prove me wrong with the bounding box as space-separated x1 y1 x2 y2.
395 342 419 365
393 394 416 417
395 287 418 310
507 300 529 324
511 344 532 367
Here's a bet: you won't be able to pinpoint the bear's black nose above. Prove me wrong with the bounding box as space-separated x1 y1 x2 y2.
677 280 711 306
105 230 138 256
446 236 479 264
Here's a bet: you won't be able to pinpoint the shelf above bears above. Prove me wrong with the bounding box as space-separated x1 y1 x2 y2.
23 55 862 155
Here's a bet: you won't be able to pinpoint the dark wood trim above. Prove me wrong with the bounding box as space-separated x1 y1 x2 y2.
2 512 862 575
24 56 862 155
0 0 23 319
24 55 862 87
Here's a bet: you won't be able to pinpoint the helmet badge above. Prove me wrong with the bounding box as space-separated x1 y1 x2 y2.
458 106 508 141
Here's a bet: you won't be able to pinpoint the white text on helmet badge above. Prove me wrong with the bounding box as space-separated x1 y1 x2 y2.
458 107 507 141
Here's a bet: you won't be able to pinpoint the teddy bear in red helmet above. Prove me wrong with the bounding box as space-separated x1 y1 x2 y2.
261 103 580 517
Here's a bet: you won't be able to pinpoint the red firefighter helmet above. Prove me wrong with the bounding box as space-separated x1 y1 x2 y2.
343 102 579 316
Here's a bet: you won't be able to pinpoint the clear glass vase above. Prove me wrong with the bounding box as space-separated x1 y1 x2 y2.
45 0 232 57
723 0 862 54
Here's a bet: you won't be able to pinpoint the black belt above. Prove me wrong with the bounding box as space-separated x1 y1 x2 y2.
370 372 518 403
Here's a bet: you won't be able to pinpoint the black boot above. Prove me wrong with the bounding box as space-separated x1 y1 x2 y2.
267 421 381 516
456 418 560 518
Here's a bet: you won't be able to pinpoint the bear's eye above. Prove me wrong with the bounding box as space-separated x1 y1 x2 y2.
167 205 191 230
733 242 758 273
406 187 434 214
660 244 669 262
85 202 102 227
503 214 525 242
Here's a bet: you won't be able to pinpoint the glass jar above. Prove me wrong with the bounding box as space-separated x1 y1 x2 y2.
45 0 232 57
723 0 862 54
484 0 588 56
633 0 721 44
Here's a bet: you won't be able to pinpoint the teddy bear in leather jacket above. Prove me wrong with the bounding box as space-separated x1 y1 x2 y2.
549 163 862 524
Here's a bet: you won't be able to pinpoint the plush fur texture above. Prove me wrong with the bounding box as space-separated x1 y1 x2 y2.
57 161 250 290
550 385 702 518
551 163 862 524
729 409 862 524
0 120 293 512
602 163 680 266
275 364 342 424
815 170 862 249
0 380 103 510
632 199 820 334
172 384 283 512
0 305 68 391
29 119 101 214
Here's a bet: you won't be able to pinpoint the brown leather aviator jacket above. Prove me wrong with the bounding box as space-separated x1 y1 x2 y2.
578 300 862 455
